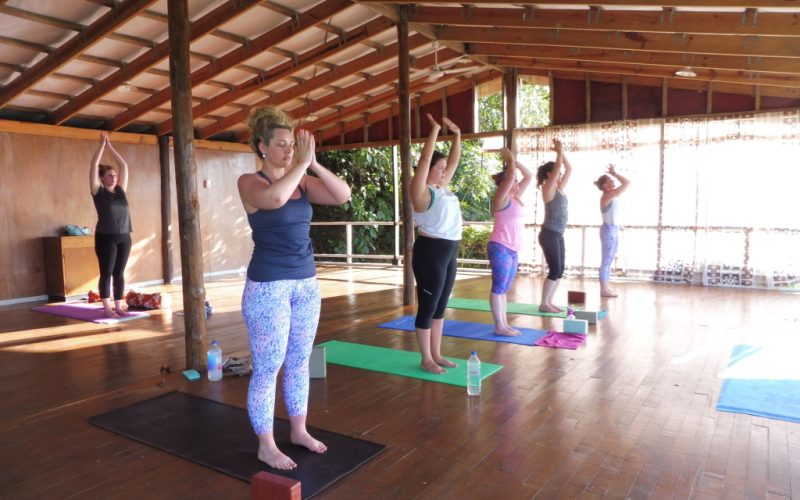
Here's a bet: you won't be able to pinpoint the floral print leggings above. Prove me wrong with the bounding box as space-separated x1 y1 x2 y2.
241 277 321 436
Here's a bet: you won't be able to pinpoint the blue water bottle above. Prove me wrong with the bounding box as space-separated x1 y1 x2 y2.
207 340 222 381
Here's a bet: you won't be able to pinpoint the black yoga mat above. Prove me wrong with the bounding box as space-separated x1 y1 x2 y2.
90 391 385 499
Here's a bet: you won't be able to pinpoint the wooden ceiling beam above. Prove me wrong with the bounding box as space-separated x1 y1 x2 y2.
0 5 85 31
361 1 800 7
154 14 391 136
492 56 800 88
437 26 800 59
0 0 156 107
108 0 352 131
467 43 800 75
288 48 460 119
408 5 800 37
47 0 265 125
197 31 430 139
316 70 500 143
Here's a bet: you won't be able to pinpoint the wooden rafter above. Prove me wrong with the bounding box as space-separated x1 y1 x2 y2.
437 26 800 59
107 0 353 131
47 0 266 125
0 0 156 108
407 5 800 37
361 0 800 7
154 16 394 135
317 70 501 143
199 33 431 139
466 43 800 75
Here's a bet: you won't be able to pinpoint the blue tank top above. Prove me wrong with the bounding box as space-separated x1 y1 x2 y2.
246 172 315 282
542 189 568 234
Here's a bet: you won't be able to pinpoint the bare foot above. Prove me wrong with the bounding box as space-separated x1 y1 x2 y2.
291 430 327 453
495 326 521 337
538 304 561 313
257 444 297 470
421 359 446 374
434 356 457 368
114 308 130 317
601 290 618 297
103 309 119 318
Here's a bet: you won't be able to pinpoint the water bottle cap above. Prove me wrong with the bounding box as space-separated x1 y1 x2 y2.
211 340 218 346
471 351 477 355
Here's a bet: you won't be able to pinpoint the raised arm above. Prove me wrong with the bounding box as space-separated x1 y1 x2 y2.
410 113 441 212
238 130 313 211
89 133 107 195
541 138 562 202
105 136 128 191
303 149 352 206
440 116 461 187
515 158 533 197
603 163 631 203
556 139 572 192
492 148 518 212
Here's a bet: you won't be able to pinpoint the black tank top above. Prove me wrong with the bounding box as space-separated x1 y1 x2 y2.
93 186 132 234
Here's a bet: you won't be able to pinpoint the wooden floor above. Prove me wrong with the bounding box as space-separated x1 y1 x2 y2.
2 265 799 499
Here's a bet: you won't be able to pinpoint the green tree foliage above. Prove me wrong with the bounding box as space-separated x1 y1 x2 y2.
479 92 503 131
519 83 550 129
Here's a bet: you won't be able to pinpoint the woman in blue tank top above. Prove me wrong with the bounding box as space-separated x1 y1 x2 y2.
237 106 351 470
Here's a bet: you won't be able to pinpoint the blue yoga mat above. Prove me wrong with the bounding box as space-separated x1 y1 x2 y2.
716 344 800 423
378 315 548 346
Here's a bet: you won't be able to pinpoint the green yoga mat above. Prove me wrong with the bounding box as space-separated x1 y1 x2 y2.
447 297 566 317
318 340 503 387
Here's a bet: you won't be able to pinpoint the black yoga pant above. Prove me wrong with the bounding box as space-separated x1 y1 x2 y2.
411 236 459 329
538 227 565 281
95 233 132 300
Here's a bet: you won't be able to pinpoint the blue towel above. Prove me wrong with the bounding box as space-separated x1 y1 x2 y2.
378 315 548 346
716 344 800 423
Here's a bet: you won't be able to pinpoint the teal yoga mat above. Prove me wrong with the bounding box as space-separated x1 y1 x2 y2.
317 340 502 387
447 297 607 319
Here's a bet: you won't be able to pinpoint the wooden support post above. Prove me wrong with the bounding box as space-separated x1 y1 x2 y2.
503 67 517 148
397 7 414 306
251 471 301 500
158 135 173 285
168 0 208 370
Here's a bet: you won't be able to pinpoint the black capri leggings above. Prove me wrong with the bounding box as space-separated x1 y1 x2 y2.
538 227 565 281
411 236 459 329
95 233 132 300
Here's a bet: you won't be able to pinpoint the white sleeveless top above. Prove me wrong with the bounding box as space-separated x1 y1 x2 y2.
601 199 618 225
413 185 463 241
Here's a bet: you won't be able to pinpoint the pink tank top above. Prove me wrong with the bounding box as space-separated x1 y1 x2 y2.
489 198 524 251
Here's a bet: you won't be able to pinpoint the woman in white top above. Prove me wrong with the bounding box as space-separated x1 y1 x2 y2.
594 163 630 297
410 113 462 374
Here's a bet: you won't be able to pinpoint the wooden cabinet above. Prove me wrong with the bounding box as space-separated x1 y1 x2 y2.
43 236 98 300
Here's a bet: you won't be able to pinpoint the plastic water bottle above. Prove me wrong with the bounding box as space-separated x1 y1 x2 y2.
207 340 223 381
467 351 481 396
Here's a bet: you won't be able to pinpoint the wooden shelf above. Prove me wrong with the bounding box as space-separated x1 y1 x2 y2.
43 236 98 300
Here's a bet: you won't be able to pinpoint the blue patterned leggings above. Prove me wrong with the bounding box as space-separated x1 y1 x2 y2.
488 241 519 294
599 224 619 281
242 277 321 436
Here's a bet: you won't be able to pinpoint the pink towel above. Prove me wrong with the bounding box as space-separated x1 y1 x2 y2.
534 330 586 350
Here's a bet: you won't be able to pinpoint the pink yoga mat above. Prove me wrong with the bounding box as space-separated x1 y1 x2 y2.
32 302 150 324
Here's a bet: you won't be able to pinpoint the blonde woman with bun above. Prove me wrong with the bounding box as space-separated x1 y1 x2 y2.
237 106 351 470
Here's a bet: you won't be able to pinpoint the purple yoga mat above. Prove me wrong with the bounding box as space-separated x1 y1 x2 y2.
32 302 150 324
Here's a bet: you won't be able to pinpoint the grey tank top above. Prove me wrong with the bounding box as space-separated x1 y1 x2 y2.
542 189 568 234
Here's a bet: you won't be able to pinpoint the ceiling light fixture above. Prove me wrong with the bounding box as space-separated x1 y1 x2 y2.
675 66 697 78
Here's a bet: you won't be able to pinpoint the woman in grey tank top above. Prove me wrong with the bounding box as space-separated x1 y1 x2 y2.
536 138 572 313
